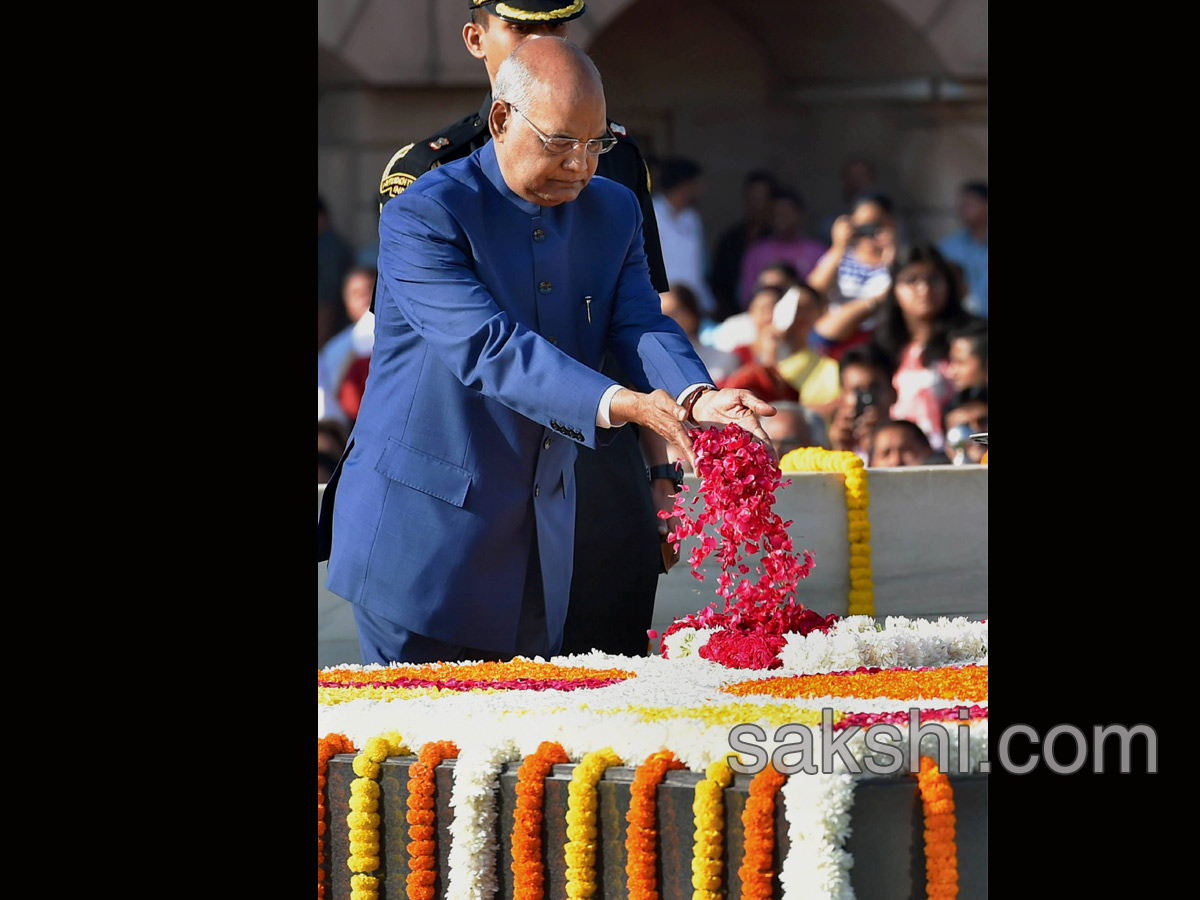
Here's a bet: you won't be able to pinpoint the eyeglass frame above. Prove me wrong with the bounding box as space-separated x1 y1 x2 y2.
506 102 617 156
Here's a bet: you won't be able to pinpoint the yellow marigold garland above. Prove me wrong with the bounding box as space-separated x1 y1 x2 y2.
512 741 570 900
777 447 875 616
346 732 408 900
737 764 787 899
626 751 686 900
691 759 734 900
405 739 460 900
917 755 959 899
565 746 623 899
319 733 355 900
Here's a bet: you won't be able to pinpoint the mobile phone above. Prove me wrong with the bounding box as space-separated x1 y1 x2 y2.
854 387 876 419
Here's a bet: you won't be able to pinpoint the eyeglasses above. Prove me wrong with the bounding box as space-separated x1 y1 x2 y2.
508 104 617 156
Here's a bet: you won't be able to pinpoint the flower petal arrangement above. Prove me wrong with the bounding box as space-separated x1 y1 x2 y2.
657 425 834 670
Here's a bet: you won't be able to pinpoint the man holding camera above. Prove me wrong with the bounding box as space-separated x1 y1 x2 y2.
807 192 898 360
826 343 898 463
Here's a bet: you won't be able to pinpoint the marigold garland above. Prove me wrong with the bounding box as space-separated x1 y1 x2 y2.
778 446 875 616
347 732 408 900
406 740 460 900
738 764 787 899
723 664 988 703
625 751 686 900
319 733 355 900
691 760 734 900
511 741 569 900
916 755 959 899
564 747 623 899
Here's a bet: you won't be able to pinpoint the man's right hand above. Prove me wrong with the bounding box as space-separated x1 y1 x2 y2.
608 388 697 470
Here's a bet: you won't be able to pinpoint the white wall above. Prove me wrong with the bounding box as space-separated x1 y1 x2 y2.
318 464 987 668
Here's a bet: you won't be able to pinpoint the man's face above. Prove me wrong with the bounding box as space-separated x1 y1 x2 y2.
343 272 374 321
959 191 988 229
772 198 802 235
871 425 928 468
464 13 569 84
839 363 896 412
492 85 606 206
660 290 698 336
945 401 988 462
850 201 896 253
764 410 811 456
947 337 986 390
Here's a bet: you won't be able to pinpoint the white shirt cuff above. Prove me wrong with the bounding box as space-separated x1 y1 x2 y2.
596 383 624 428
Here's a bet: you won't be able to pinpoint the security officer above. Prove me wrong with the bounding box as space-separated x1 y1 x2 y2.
375 0 678 658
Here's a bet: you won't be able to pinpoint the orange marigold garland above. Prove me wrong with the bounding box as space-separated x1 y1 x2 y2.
723 664 988 703
564 747 623 899
917 755 959 900
691 760 734 900
406 740 460 900
319 733 355 900
737 764 787 899
511 741 570 900
625 751 686 900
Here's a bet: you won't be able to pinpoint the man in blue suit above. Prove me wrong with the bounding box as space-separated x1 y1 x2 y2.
320 37 775 665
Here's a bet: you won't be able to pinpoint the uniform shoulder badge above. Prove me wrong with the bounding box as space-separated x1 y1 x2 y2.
609 120 628 137
378 110 488 209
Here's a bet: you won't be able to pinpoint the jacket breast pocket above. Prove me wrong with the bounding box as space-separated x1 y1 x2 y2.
375 438 472 508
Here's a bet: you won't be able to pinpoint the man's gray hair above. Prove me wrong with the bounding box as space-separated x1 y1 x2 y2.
493 36 603 111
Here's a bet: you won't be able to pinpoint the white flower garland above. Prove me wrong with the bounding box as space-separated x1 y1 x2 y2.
777 616 988 674
779 770 857 900
445 735 522 900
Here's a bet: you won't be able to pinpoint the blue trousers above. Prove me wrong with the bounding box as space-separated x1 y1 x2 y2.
353 529 555 664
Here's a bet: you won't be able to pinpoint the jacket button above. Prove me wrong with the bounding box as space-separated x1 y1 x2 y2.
533 228 546 242
534 484 540 497
544 438 552 449
539 281 552 294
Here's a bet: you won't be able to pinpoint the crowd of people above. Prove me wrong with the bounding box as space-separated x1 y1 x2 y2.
647 163 988 469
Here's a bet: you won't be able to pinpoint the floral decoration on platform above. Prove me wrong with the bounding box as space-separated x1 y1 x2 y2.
318 660 636 705
657 424 833 669
723 664 988 703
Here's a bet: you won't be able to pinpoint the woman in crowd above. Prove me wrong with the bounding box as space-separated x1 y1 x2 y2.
869 243 983 453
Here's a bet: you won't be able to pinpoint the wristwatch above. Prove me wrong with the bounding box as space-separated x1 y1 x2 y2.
647 462 685 492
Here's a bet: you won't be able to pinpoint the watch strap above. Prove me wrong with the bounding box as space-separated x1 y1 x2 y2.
647 463 684 489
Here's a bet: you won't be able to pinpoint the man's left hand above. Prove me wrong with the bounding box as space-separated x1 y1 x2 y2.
690 388 778 459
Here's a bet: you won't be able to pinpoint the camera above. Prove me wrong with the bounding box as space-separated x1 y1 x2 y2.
853 387 876 419
852 223 882 239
